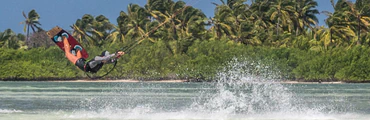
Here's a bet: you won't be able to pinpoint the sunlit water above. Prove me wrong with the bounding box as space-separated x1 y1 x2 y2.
1 60 370 120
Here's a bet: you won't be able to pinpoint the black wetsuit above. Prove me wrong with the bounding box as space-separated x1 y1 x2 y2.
75 53 117 73
75 58 87 71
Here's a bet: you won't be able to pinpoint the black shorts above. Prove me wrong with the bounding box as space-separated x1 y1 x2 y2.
75 58 86 71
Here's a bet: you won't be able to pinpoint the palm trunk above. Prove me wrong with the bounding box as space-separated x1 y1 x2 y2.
277 18 279 36
296 25 299 37
276 18 280 41
217 27 221 39
357 15 361 45
27 25 30 41
330 29 333 46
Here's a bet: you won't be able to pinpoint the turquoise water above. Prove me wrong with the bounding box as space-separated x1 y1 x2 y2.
1 59 370 120
0 81 369 120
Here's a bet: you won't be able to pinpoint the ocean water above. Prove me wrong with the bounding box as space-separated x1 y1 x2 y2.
0 82 369 120
1 60 370 120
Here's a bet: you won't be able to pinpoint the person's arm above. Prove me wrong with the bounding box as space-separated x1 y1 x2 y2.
94 54 116 64
95 51 124 63
88 53 116 68
88 51 124 68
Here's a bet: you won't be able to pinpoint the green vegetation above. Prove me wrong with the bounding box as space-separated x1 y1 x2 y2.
1 0 370 82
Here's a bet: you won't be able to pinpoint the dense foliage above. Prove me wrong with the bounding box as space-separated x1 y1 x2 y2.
1 0 370 82
2 41 370 82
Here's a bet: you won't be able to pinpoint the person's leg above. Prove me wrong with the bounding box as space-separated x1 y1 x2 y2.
76 49 82 58
63 36 79 64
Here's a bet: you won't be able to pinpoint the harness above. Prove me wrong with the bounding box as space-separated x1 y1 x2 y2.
83 58 118 79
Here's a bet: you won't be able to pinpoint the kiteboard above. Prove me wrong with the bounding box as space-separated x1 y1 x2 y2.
47 26 89 59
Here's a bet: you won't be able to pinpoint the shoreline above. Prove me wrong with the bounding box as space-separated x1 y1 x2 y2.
0 79 350 84
49 79 189 83
280 80 344 84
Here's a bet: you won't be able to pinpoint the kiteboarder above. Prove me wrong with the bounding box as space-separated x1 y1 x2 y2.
62 36 124 73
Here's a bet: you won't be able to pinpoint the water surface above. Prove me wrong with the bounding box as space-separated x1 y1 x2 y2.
0 81 369 120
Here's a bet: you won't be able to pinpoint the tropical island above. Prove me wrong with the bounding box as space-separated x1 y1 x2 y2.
1 0 370 83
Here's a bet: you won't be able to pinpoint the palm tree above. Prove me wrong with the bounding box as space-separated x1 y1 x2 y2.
157 1 188 40
72 14 115 47
292 0 319 36
0 29 14 48
345 0 370 45
21 9 42 41
145 0 169 16
145 0 209 54
109 11 129 44
249 1 270 30
172 6 208 54
0 29 23 49
71 19 88 44
125 4 150 41
144 0 189 55
248 0 272 45
226 0 250 43
209 0 240 40
91 15 114 45
71 14 95 46
316 25 333 48
177 6 207 39
111 9 156 45
209 17 233 40
268 0 296 37
321 0 356 48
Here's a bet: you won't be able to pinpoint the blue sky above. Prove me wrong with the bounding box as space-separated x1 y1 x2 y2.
0 0 336 34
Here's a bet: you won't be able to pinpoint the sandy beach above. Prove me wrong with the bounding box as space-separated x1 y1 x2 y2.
51 79 188 83
281 80 344 84
47 79 346 84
